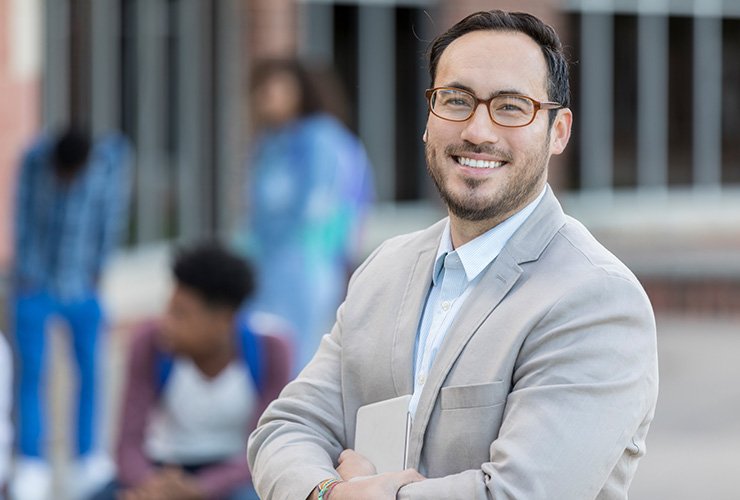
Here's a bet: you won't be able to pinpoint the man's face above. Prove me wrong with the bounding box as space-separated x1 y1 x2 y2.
425 30 571 224
160 285 231 358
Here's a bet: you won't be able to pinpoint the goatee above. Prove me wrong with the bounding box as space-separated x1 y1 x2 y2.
424 141 547 222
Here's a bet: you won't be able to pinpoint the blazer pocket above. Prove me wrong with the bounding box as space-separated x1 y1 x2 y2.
440 381 507 410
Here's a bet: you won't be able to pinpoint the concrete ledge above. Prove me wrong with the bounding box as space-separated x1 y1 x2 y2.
8 190 739 330
562 187 740 278
100 242 173 331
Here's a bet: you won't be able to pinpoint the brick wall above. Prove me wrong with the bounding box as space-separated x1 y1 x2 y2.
0 0 41 272
642 277 740 318
245 0 298 59
438 0 565 29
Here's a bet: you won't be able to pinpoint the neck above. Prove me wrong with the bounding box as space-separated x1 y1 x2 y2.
448 185 547 248
192 330 236 378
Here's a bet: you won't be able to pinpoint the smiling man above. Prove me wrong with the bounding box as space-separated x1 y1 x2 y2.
248 10 658 500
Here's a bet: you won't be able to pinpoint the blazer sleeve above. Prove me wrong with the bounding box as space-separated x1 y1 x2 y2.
397 273 659 499
246 311 346 499
247 241 387 500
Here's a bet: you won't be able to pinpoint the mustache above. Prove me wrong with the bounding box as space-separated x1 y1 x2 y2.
444 143 514 163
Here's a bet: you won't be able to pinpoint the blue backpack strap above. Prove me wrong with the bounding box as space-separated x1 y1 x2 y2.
155 349 174 393
154 319 264 395
237 317 264 395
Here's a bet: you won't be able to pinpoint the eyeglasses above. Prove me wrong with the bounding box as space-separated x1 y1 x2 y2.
425 87 563 128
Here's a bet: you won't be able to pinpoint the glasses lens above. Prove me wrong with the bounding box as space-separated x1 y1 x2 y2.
431 89 475 121
490 95 535 126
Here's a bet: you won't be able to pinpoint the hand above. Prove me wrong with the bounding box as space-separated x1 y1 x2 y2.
336 449 376 480
118 468 204 500
118 485 158 500
157 468 204 500
330 469 425 500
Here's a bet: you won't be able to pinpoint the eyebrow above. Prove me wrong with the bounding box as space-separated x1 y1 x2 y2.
444 82 527 99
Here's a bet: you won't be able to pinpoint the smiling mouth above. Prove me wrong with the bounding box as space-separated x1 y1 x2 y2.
455 156 507 169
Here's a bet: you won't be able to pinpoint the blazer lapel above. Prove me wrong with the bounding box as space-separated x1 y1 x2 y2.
390 224 444 398
405 251 523 468
428 251 523 387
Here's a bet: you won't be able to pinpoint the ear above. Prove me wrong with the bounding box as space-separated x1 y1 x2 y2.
549 108 572 156
422 129 428 143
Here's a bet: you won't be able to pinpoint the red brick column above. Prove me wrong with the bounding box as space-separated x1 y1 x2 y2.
438 0 565 30
245 0 298 59
0 0 41 271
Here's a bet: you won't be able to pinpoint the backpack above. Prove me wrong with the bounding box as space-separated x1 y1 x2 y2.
155 318 265 395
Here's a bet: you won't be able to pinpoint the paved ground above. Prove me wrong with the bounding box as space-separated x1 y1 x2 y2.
629 315 740 500
35 313 739 499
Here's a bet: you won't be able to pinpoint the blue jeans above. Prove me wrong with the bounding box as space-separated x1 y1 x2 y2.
13 290 104 458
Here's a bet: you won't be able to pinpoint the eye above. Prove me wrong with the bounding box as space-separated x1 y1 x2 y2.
437 90 473 107
447 97 469 106
499 103 524 112
493 96 532 115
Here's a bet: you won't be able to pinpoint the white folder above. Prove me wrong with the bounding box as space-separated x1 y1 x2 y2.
354 394 412 474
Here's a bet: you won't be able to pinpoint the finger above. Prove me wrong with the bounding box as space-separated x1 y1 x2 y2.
338 449 354 464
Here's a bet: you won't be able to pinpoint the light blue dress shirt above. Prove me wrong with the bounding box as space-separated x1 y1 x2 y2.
409 187 547 417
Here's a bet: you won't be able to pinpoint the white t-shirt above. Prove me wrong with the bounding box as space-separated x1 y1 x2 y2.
145 357 256 465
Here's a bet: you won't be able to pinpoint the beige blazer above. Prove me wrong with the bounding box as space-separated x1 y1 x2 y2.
248 187 658 499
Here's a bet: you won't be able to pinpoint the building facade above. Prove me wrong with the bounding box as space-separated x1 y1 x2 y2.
2 0 740 313
0 0 41 271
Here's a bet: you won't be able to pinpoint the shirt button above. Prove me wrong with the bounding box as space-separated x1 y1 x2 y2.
441 301 450 311
417 373 426 386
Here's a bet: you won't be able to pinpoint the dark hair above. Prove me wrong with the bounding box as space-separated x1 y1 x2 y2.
428 10 570 125
250 58 322 119
173 241 255 310
52 127 92 176
306 62 353 129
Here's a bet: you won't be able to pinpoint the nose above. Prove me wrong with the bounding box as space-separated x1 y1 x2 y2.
460 103 500 145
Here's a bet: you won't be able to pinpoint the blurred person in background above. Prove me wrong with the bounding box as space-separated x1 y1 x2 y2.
243 58 374 373
9 127 132 500
0 333 11 499
93 242 291 500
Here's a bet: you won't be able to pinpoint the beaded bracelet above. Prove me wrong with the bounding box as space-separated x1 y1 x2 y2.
325 479 342 498
317 478 343 500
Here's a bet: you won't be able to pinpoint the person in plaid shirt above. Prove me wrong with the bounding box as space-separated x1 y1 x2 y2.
10 127 132 500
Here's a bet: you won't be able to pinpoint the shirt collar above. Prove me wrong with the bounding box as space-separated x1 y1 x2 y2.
433 186 547 285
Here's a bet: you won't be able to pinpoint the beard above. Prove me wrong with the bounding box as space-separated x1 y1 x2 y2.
425 137 550 222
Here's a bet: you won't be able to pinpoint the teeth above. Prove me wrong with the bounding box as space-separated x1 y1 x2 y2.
456 156 505 169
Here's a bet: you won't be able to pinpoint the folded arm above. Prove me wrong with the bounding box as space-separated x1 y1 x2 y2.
247 323 346 499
